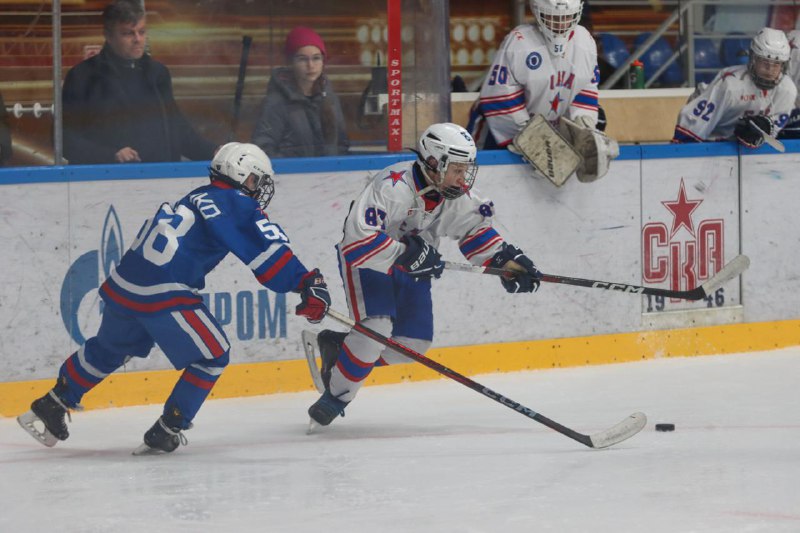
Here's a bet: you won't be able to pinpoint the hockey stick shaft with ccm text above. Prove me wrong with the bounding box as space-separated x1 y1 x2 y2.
444 254 750 301
324 308 646 449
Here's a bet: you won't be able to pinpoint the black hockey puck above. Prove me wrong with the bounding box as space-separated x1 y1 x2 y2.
655 423 675 432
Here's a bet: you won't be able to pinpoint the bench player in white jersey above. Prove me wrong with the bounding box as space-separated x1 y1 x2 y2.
305 123 542 427
468 0 617 184
469 0 599 148
17 143 332 454
673 28 796 147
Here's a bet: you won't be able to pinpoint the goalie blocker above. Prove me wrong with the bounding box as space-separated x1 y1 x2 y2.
512 114 619 187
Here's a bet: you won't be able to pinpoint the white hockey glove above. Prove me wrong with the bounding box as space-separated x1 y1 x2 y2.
574 115 598 130
558 117 620 183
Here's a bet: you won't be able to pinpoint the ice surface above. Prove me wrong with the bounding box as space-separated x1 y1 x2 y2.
2 348 799 532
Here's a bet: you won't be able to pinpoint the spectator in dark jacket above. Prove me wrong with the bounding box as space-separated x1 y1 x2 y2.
63 0 216 165
252 26 349 158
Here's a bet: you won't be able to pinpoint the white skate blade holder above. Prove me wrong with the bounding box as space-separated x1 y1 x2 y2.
302 329 325 393
132 443 171 456
306 418 321 435
17 410 59 447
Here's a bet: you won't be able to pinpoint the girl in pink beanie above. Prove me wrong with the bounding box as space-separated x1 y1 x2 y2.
252 26 349 157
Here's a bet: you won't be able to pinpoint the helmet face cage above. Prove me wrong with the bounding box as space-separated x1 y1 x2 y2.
530 0 583 56
209 142 276 210
424 156 479 200
245 173 276 211
418 123 478 200
748 28 790 90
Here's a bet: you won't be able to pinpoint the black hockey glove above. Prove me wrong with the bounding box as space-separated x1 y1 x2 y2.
395 235 444 280
734 115 773 149
489 243 542 294
295 269 331 324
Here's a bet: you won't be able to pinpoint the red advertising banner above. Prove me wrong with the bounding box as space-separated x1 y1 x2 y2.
386 0 402 151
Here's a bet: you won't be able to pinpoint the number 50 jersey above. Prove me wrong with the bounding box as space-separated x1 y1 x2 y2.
100 181 310 315
469 23 599 149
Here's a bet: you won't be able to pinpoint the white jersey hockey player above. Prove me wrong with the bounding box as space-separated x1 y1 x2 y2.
673 27 796 147
306 123 542 428
468 0 600 149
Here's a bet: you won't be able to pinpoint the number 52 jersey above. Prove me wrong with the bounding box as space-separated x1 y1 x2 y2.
100 181 310 315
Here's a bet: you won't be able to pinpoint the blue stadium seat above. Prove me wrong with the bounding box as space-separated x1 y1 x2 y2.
721 33 750 66
694 38 721 83
633 32 684 86
598 32 630 69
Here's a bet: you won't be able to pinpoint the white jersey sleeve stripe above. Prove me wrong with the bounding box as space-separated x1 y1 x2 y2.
350 237 394 269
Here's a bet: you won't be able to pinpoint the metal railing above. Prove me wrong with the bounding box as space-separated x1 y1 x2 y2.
598 0 797 90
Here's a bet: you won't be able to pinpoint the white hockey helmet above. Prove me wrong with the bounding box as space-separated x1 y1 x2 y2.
417 122 478 200
530 0 583 56
210 142 275 209
748 27 790 89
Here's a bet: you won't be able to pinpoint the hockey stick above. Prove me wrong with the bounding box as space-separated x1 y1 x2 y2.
228 35 253 141
750 121 785 153
444 254 750 301
324 308 647 449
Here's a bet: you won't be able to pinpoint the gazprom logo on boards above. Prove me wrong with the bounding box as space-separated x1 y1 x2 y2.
59 205 286 345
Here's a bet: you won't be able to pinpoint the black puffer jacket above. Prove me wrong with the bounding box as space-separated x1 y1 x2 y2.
251 67 349 158
62 45 215 165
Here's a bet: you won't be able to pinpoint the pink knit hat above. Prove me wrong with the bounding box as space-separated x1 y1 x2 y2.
284 26 327 59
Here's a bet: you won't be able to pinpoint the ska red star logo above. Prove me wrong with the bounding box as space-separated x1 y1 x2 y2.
384 170 405 186
549 92 562 113
662 179 702 237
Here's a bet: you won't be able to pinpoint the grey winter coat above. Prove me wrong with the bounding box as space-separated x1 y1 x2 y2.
251 67 349 158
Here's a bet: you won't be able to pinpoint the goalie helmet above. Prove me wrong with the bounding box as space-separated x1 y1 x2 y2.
417 122 478 200
530 0 583 57
209 142 275 210
748 27 790 90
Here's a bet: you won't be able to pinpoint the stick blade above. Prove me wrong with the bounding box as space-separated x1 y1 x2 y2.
750 122 785 153
701 254 750 297
589 412 647 449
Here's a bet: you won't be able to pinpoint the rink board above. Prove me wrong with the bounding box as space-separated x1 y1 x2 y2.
1 143 800 415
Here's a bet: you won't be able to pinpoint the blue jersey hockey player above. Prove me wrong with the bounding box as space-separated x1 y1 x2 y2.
17 142 332 454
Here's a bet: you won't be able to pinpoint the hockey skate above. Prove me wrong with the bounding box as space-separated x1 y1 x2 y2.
302 329 346 393
132 416 190 456
307 390 349 433
17 389 72 447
